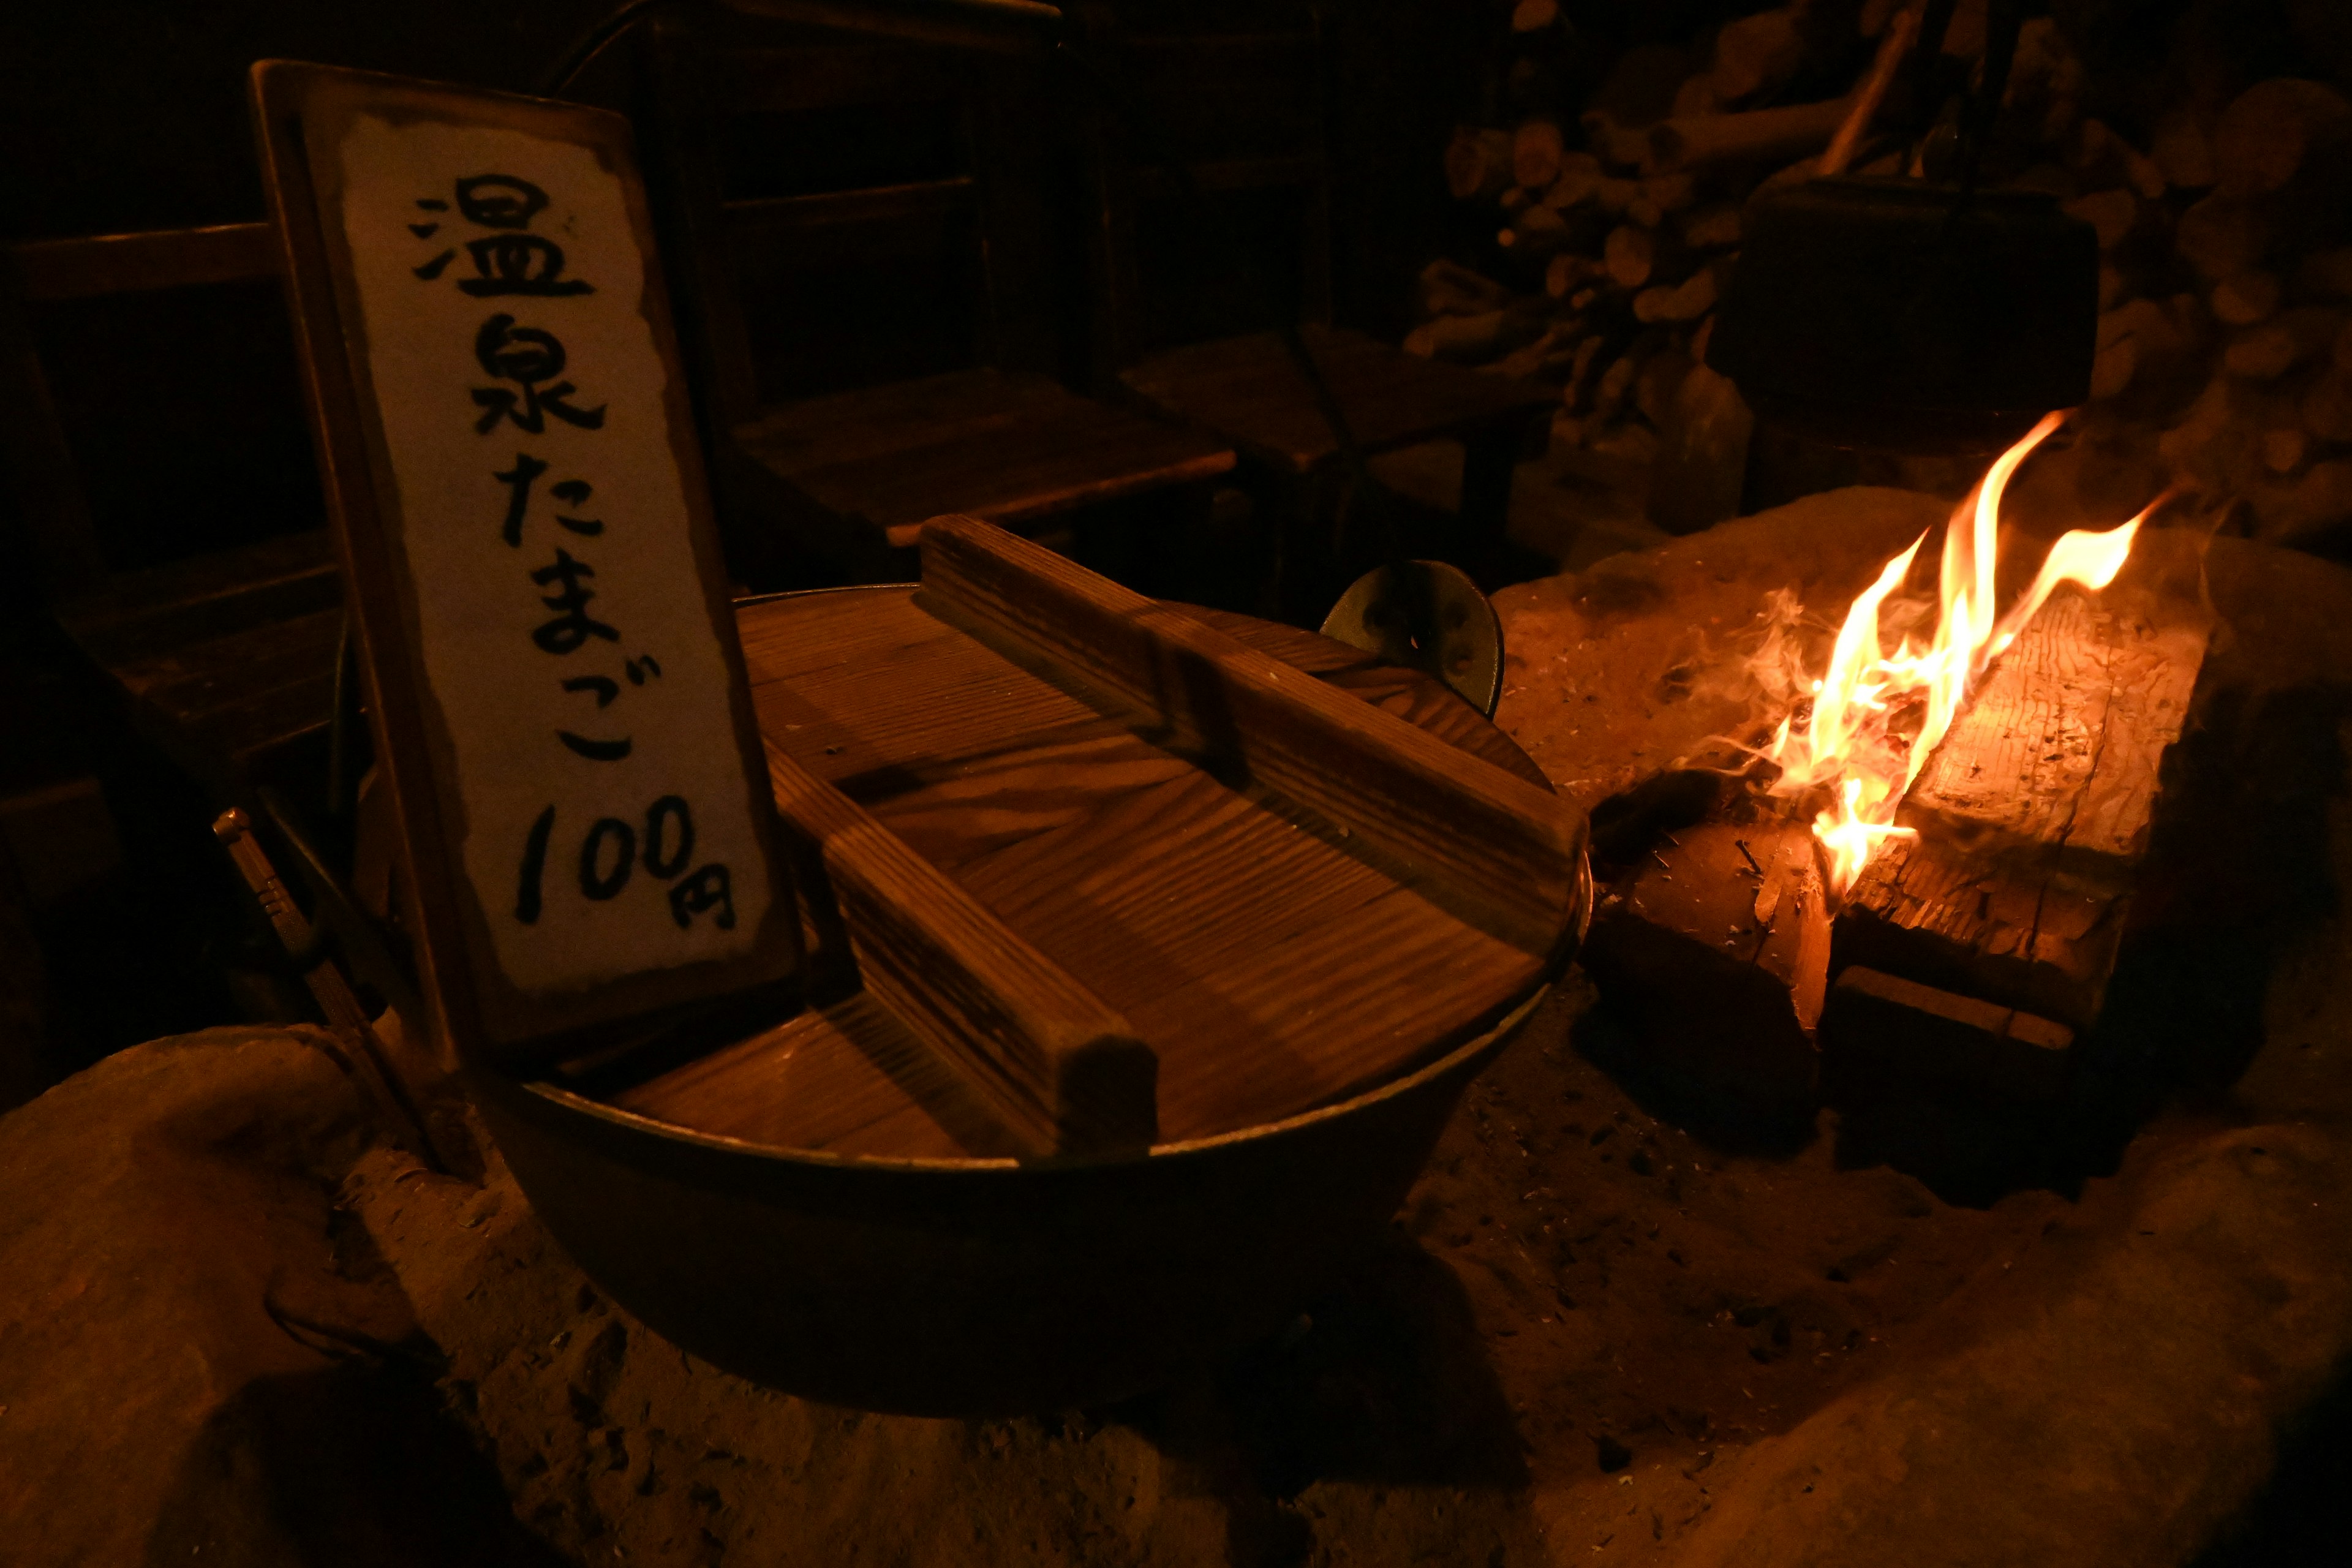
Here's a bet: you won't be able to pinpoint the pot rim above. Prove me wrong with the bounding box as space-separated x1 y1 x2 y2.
503 982 1553 1178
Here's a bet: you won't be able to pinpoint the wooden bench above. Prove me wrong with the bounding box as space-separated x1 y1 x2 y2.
0 222 343 806
631 10 1235 590
1074 6 1555 619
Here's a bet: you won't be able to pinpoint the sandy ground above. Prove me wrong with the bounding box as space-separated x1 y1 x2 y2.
6 488 2352 1565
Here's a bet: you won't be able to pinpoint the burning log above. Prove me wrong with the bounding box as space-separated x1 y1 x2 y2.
1581 816 1828 1125
1826 967 2075 1104
1825 587 2211 1083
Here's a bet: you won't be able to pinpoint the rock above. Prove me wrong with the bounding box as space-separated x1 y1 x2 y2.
2089 336 2138 401
0 1027 550 1566
1667 1123 2352 1568
1646 363 1755 536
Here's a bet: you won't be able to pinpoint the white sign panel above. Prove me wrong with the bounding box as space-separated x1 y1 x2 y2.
332 113 771 995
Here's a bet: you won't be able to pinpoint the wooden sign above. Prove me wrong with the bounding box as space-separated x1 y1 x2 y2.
251 61 797 1058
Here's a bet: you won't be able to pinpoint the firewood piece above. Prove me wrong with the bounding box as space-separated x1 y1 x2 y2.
1499 202 1570 256
1604 224 1654 289
2098 264 2124 311
1822 966 2075 1104
2061 188 2138 252
1709 7 1804 107
2225 308 2343 382
917 516 1588 959
2299 248 2352 301
1834 834 2128 1033
2306 370 2352 443
2152 111 2216 190
1634 270 1716 324
1643 96 1853 176
1446 126 1515 202
1545 252 1601 299
764 740 1157 1156
1419 258 1510 318
1836 590 2210 1032
1678 201 1742 250
1514 119 1567 191
1589 352 1640 421
2253 460 2352 548
2264 429 2309 475
2213 78 2352 198
1903 593 2207 874
1405 310 1509 363
1510 0 1558 31
1580 818 1826 1121
2071 120 2168 202
1542 151 1605 211
2211 271 2280 326
1671 74 1720 121
2089 335 2136 401
1634 350 1692 426
2175 194 2270 281
1580 109 1651 173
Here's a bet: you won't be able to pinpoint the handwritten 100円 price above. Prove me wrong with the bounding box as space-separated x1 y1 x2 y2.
516 794 734 932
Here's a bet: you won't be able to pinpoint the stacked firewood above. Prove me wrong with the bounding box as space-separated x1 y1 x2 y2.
1416 0 2352 551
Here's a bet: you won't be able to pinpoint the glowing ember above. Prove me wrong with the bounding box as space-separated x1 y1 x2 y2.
1760 413 2162 895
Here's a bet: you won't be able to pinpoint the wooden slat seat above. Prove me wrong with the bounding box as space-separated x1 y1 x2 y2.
2 225 341 805
1077 11 1556 614
633 15 1236 588
1121 326 1557 477
732 368 1235 549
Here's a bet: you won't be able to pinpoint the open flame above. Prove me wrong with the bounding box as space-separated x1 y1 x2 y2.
1760 412 2159 894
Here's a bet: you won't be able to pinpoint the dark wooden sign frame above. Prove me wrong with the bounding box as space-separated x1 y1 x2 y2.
250 59 799 1061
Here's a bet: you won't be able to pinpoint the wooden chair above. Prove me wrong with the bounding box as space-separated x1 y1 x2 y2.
0 223 344 808
1074 1 1556 617
630 9 1235 590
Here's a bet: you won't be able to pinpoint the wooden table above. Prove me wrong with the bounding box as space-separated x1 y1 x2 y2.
1119 326 1558 611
